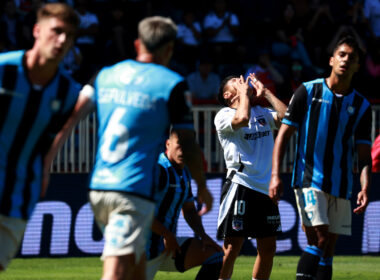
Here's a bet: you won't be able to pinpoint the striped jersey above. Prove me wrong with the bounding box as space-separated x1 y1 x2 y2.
283 78 372 199
214 105 278 195
0 50 81 219
147 152 194 260
82 59 193 200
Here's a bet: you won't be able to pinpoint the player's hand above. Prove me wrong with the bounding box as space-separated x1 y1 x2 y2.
248 73 266 98
353 189 369 214
199 233 223 252
232 75 253 98
163 232 181 258
269 174 283 205
197 187 213 215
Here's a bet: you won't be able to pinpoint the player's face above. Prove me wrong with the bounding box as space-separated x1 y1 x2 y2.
166 133 185 169
330 43 359 77
34 17 76 63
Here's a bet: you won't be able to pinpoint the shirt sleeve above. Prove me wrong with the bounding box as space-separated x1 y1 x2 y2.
282 84 308 128
214 108 234 134
355 105 372 145
167 81 194 130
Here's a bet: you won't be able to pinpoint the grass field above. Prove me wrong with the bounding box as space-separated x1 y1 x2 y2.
2 256 380 280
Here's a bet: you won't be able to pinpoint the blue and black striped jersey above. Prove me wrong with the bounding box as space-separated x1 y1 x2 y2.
0 50 80 219
147 152 194 260
283 78 372 199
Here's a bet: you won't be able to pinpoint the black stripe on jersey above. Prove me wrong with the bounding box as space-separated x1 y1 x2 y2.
0 88 44 217
21 76 71 218
0 65 18 132
339 95 363 198
302 83 323 187
170 176 186 232
321 96 343 194
148 232 162 259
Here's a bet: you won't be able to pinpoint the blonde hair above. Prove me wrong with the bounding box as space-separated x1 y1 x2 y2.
37 3 79 29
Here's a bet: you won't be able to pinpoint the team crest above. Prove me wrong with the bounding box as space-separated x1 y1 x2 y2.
232 217 243 231
51 100 61 112
257 118 266 126
347 105 355 115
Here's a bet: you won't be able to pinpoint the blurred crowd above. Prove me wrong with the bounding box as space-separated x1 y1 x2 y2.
1 0 379 103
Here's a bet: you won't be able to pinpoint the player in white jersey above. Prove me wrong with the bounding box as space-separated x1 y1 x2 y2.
215 74 286 280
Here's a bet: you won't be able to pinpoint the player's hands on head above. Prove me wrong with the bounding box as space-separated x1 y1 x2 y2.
232 75 253 98
249 73 266 98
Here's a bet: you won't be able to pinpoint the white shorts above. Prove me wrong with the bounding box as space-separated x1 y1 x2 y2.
294 188 352 235
89 191 155 262
0 214 27 270
146 237 189 280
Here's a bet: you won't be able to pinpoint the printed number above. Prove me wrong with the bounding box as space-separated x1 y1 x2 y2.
303 190 316 206
100 107 129 163
234 200 246 215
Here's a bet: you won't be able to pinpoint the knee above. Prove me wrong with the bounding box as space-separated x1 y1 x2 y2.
223 243 240 259
317 233 329 250
257 240 276 259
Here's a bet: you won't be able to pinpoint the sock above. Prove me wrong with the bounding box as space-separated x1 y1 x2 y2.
316 257 333 280
296 245 323 280
196 252 224 280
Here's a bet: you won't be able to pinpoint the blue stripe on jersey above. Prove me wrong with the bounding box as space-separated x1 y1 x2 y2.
282 119 299 127
311 85 334 189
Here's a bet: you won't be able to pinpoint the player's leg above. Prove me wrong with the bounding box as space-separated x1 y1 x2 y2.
252 236 277 280
219 236 245 279
294 188 330 280
90 191 154 280
0 215 27 271
181 237 223 279
316 194 351 280
316 233 338 280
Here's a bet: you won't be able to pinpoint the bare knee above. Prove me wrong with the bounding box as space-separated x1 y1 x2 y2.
103 254 136 280
257 237 276 259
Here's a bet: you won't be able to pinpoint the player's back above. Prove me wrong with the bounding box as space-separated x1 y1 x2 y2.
90 59 184 200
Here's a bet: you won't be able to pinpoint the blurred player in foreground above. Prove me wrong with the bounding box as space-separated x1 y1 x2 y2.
269 35 372 280
0 3 79 271
44 16 212 280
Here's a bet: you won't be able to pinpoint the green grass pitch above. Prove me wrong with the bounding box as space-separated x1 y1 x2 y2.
2 256 380 279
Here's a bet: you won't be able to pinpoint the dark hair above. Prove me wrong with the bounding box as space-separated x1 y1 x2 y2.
217 75 238 106
332 35 362 60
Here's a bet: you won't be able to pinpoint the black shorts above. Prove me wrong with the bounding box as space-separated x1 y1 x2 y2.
217 181 282 239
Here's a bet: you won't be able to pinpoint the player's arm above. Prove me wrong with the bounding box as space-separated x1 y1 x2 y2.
151 218 181 257
353 106 373 214
248 73 287 128
182 201 222 252
168 82 212 215
269 84 307 203
354 143 372 214
231 75 253 130
41 85 95 197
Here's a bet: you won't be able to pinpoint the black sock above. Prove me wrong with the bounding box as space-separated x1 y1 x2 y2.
296 245 323 280
195 252 223 280
316 257 333 280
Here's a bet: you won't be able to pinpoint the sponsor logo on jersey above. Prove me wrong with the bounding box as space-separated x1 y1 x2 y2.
312 97 330 104
347 105 355 115
244 130 270 140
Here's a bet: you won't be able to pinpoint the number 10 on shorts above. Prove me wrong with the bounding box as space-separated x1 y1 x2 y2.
234 200 246 215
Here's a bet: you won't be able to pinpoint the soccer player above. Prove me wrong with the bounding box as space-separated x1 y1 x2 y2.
269 35 372 280
146 129 223 280
44 16 212 280
215 74 287 280
0 3 80 271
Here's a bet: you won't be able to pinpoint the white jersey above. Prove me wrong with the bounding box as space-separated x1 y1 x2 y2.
214 106 277 195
